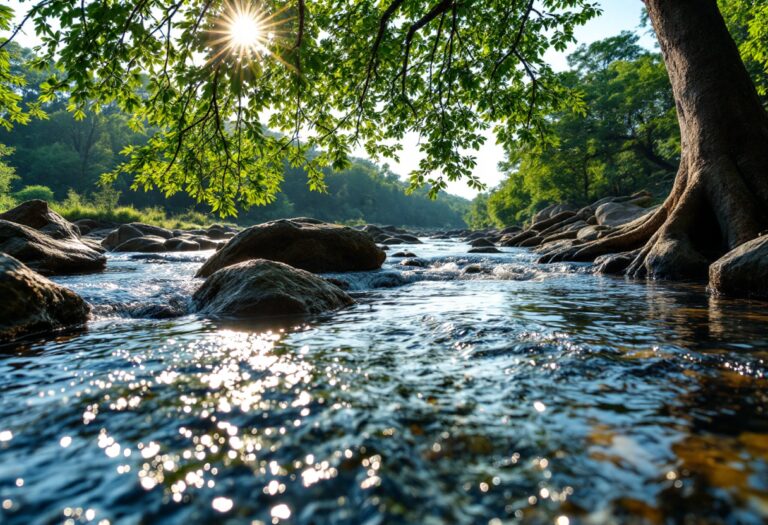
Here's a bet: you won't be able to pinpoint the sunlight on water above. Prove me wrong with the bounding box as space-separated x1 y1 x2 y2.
0 241 766 524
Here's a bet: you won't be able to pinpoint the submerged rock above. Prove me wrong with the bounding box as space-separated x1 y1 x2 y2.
469 247 502 254
0 200 81 240
196 219 386 277
391 251 417 258
709 235 768 299
0 254 90 342
0 220 106 275
470 237 495 248
193 259 354 318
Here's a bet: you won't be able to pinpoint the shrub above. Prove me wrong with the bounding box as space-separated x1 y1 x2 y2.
13 185 55 202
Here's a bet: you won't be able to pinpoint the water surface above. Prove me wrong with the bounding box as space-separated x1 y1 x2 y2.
1 240 766 524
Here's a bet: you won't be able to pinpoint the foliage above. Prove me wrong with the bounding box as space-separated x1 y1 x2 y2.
48 190 215 229
1 47 470 228
474 33 679 227
0 10 45 130
13 183 55 202
0 142 17 209
719 0 768 99
0 0 601 215
463 193 495 230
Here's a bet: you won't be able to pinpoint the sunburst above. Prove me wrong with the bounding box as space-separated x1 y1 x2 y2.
207 0 290 68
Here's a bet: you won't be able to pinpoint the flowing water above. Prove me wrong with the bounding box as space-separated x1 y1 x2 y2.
1 239 767 525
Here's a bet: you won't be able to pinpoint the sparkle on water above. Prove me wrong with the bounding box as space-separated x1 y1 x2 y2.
0 240 767 524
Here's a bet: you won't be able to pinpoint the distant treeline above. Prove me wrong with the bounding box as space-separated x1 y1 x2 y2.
0 42 469 228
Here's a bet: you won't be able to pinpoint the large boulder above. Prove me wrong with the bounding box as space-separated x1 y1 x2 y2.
0 254 90 342
101 224 145 250
709 235 768 299
128 223 173 239
0 220 106 275
164 238 201 252
192 259 354 318
0 200 80 240
595 202 653 227
196 219 386 277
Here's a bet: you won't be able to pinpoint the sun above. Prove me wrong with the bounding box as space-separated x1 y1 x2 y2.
229 12 263 53
208 1 273 63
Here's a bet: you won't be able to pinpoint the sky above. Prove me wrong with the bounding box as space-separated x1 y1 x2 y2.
3 0 655 199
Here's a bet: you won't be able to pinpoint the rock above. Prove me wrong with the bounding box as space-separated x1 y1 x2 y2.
397 234 422 244
530 211 577 232
0 254 90 342
709 235 768 299
189 236 222 250
468 247 502 254
0 220 106 275
206 226 230 240
594 251 639 275
470 237 495 248
102 224 145 250
291 217 326 225
381 237 406 245
391 251 417 258
400 258 428 267
196 219 386 277
595 202 652 227
164 238 201 251
73 219 99 235
576 225 611 242
462 264 484 274
0 200 80 240
113 236 168 253
500 226 522 235
128 223 173 239
193 259 354 318
500 229 537 247
518 236 543 248
80 238 107 254
531 203 576 224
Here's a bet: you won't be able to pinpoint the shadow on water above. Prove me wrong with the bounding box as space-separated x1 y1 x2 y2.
0 243 766 524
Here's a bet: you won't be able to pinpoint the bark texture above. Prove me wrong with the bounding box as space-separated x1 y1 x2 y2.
543 0 768 280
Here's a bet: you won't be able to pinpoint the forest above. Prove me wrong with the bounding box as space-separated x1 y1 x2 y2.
466 3 768 228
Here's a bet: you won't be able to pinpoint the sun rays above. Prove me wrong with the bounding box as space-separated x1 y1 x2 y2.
206 0 293 72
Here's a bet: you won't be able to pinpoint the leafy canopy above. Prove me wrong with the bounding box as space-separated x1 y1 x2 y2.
1 0 599 215
475 33 679 226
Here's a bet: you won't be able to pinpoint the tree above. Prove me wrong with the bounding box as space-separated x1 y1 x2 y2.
543 0 768 280
0 0 600 215
480 34 678 227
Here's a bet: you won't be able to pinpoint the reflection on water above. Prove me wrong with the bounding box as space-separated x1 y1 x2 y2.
0 242 766 524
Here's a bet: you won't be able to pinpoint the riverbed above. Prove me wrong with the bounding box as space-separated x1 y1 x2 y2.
1 239 766 524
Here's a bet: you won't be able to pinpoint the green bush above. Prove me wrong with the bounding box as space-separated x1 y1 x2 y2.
0 194 16 212
13 185 55 202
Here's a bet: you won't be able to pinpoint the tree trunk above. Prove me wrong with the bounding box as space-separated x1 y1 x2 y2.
543 0 768 280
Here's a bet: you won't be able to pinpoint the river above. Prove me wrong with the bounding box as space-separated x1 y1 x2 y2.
1 239 766 524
